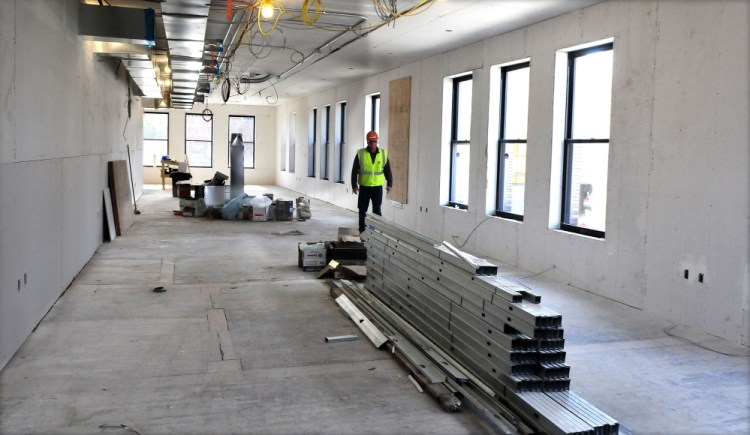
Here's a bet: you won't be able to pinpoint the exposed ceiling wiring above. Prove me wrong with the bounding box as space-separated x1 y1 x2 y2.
301 0 323 25
373 0 436 20
204 0 439 104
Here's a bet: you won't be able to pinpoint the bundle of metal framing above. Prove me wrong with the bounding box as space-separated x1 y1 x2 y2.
358 214 619 434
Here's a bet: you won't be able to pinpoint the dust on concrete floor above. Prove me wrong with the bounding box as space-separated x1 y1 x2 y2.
0 186 493 435
1 185 749 434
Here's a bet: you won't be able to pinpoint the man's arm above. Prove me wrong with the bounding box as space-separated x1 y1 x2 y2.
351 154 360 194
383 160 393 192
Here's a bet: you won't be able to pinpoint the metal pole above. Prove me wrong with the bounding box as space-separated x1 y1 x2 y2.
126 143 141 215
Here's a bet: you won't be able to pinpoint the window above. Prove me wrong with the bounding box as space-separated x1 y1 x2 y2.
449 74 472 209
143 112 168 166
308 108 317 177
228 116 255 168
320 105 330 180
496 62 530 220
281 114 287 171
368 93 380 134
561 42 613 238
289 112 296 173
185 114 212 167
334 101 347 183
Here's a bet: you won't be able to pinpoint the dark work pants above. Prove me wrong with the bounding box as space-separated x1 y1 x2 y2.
357 185 383 232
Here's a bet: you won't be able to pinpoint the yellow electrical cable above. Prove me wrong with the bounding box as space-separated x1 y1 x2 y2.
301 0 323 25
256 0 285 36
372 0 436 19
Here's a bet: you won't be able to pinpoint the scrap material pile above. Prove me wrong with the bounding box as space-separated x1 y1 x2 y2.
350 214 619 434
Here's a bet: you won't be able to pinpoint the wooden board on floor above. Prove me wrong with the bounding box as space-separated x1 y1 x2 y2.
103 188 117 242
108 160 134 236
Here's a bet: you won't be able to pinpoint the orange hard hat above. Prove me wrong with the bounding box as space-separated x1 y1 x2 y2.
366 131 378 141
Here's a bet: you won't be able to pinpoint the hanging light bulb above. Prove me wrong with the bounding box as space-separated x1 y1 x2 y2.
163 64 171 74
260 0 275 19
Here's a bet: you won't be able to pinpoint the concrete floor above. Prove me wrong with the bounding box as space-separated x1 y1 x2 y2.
1 185 748 434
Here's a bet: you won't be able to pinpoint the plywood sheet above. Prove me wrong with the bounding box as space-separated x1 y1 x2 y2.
108 160 134 236
388 76 411 204
103 188 116 242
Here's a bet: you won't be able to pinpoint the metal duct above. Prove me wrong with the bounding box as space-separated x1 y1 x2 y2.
78 4 153 45
79 5 162 100
161 0 210 109
229 134 244 199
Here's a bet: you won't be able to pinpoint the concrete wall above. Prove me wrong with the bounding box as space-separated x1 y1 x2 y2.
0 0 143 370
143 104 277 187
275 0 750 345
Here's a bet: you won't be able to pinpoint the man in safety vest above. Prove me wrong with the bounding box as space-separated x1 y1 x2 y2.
351 131 393 233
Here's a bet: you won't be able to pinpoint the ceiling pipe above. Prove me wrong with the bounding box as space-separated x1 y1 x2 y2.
274 8 368 81
249 10 368 100
215 9 250 82
210 6 376 103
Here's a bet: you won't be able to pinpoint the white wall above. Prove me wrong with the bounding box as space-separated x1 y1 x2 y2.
0 0 145 369
275 0 750 346
143 104 277 187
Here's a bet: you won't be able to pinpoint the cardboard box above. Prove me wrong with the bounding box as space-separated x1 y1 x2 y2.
299 242 326 270
252 206 269 222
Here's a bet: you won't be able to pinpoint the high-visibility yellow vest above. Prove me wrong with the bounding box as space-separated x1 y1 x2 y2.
358 148 388 187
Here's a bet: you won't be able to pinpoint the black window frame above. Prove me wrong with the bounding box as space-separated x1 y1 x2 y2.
143 112 169 167
369 94 380 133
495 61 530 221
185 113 213 168
227 115 256 169
335 101 347 184
320 105 330 180
561 42 613 239
308 107 317 177
449 74 472 210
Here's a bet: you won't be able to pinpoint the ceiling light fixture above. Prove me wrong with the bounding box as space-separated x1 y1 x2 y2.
255 0 285 36
260 1 275 19
164 65 171 74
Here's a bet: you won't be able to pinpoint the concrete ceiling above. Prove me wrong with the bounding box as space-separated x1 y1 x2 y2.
85 0 604 107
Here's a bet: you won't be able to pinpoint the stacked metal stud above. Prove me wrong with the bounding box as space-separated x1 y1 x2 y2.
361 214 619 434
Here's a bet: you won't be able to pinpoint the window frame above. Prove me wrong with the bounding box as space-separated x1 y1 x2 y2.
308 107 317 177
142 112 169 167
289 112 296 173
320 105 330 180
495 61 530 221
227 115 256 169
560 42 613 238
449 74 472 210
369 93 380 134
334 101 347 184
185 113 213 168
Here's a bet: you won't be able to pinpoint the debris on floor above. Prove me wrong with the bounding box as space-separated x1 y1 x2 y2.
272 229 304 236
99 423 141 434
299 227 368 275
316 260 340 278
172 188 304 223
324 334 359 343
